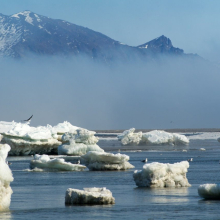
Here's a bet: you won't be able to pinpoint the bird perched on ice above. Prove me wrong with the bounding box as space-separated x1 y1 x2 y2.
77 160 80 164
21 115 33 124
141 158 148 163
187 158 193 162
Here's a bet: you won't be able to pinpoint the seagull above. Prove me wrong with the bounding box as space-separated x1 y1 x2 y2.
77 160 80 164
141 158 148 163
22 115 33 124
187 158 193 162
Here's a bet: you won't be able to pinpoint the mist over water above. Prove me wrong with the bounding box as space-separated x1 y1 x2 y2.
1 54 220 130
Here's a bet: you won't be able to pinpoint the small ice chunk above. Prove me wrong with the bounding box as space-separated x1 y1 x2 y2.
65 187 115 205
198 184 220 199
200 148 206 151
82 151 134 171
133 161 190 187
29 154 86 171
0 144 14 211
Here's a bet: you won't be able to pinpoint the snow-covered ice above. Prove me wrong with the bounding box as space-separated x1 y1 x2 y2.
53 121 79 135
198 184 220 199
29 154 86 171
82 151 134 171
118 128 189 145
58 129 103 156
133 161 190 187
0 144 13 211
0 121 82 155
1 122 61 155
118 128 142 145
65 187 115 205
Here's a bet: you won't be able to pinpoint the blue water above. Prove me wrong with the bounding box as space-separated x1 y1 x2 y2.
1 139 220 219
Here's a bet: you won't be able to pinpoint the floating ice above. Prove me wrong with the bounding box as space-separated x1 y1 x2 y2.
53 121 79 135
0 144 13 211
58 129 103 156
118 128 189 145
65 187 115 205
133 161 190 187
82 151 134 171
3 136 61 156
29 154 86 171
198 184 220 199
0 121 83 155
117 128 142 145
0 121 15 133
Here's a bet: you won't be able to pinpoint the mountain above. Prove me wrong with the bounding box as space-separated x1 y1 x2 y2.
138 35 184 55
0 11 190 60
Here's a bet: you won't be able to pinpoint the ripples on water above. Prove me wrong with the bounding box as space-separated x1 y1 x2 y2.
1 138 220 219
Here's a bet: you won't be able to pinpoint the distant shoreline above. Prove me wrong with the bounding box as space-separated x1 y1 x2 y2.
95 128 220 133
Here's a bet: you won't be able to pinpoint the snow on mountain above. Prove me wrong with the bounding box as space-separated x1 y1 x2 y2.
0 11 187 60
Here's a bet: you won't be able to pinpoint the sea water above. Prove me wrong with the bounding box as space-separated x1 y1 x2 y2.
1 136 220 219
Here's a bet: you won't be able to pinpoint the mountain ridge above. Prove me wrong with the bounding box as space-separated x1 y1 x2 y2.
0 10 196 61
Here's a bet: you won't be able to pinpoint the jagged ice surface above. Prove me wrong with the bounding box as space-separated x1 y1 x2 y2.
0 121 82 155
0 144 13 211
58 129 102 156
133 161 190 187
82 151 134 171
29 154 86 171
198 184 220 199
118 128 189 145
65 187 115 205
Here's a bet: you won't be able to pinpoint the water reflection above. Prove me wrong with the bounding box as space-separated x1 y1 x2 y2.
0 210 12 220
133 187 190 204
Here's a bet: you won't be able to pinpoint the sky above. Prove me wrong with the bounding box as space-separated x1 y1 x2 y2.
1 0 220 130
1 0 220 62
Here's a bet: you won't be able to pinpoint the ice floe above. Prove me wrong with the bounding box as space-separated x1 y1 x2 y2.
29 154 86 171
198 184 220 199
133 161 190 187
58 129 103 156
65 187 115 205
0 144 13 211
81 151 134 171
118 128 189 145
0 121 83 155
53 121 79 135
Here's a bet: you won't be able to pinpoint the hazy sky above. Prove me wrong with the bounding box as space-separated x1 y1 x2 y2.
1 1 220 130
1 0 220 61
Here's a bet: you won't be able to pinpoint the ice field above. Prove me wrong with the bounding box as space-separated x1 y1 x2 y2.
1 121 220 219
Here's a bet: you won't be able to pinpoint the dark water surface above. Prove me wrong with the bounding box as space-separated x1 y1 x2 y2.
1 138 220 219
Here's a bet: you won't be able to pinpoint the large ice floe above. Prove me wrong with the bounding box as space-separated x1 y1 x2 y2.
65 187 115 205
118 128 189 145
1 122 61 155
133 161 190 187
81 151 134 171
198 184 220 199
0 121 84 156
29 154 86 171
0 144 13 211
58 129 104 156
